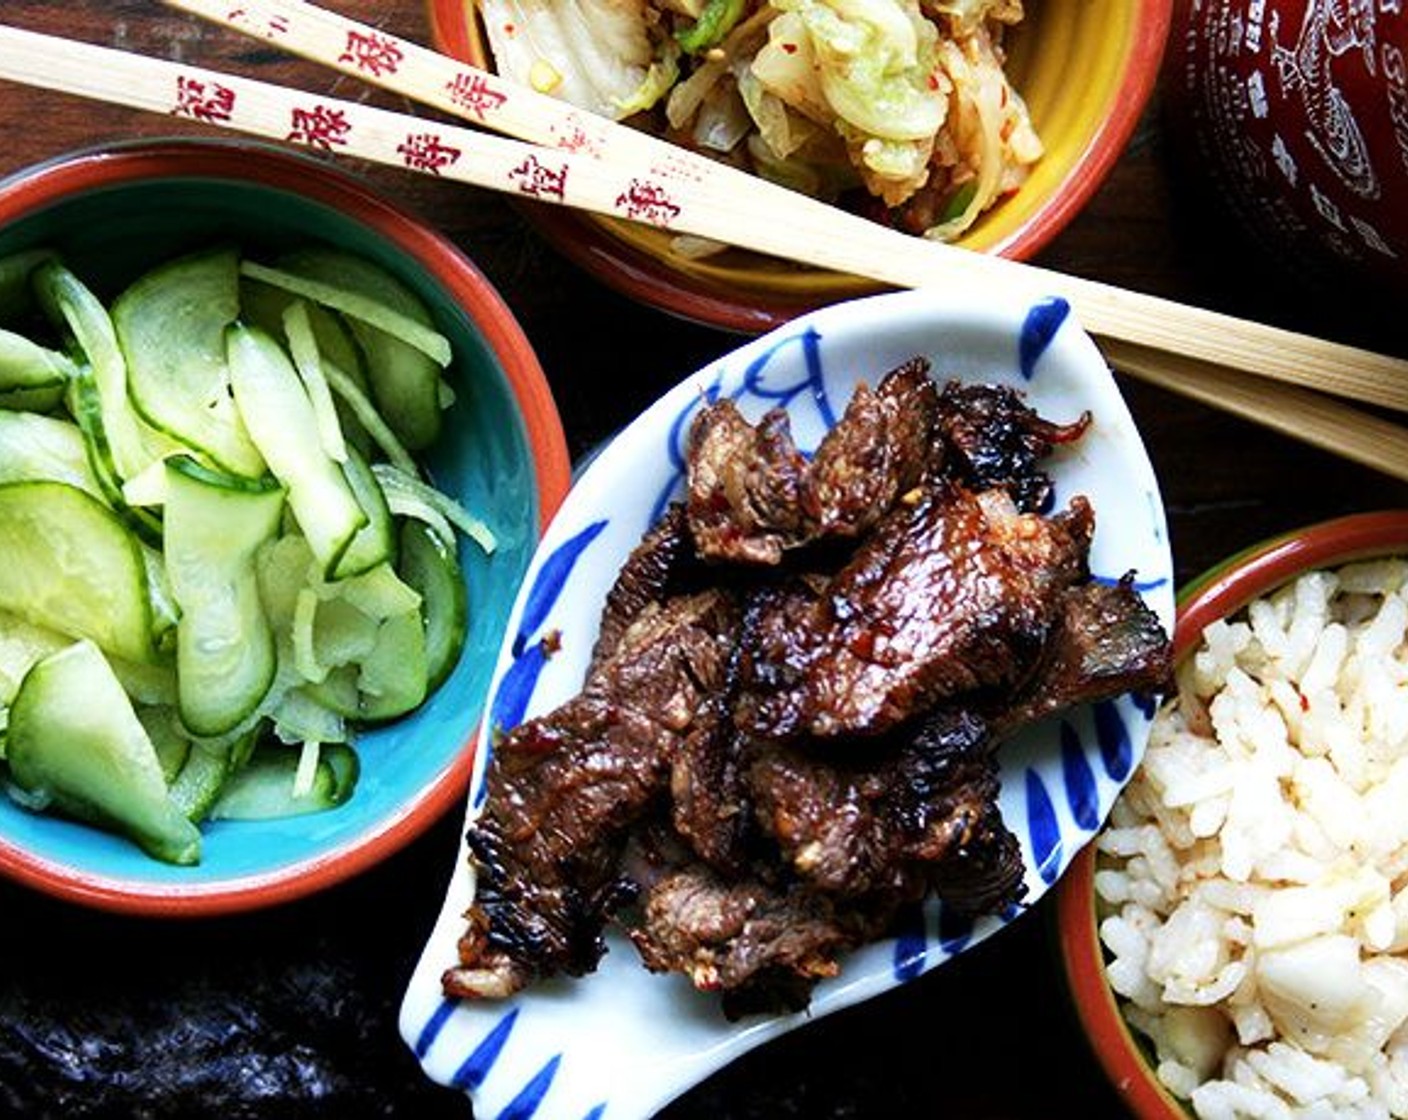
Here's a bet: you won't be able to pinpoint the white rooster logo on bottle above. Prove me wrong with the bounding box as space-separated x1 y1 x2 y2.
1270 0 1380 198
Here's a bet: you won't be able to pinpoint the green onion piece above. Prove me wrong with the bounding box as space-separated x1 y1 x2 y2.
675 0 746 53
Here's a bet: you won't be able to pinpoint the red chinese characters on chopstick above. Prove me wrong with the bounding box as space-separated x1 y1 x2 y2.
509 154 567 200
615 179 680 227
398 133 461 176
338 30 402 78
287 103 350 150
172 75 236 124
444 72 507 121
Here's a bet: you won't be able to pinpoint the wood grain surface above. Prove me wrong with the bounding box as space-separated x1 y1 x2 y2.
0 3 1404 1118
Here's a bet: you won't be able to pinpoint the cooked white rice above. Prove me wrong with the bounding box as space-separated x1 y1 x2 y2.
1096 558 1408 1119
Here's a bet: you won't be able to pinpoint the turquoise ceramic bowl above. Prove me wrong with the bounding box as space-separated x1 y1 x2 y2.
0 139 571 915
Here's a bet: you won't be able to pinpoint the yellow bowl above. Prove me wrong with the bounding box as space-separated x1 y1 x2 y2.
428 0 1171 331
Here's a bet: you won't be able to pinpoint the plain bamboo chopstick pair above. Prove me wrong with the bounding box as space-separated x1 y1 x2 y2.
0 15 1405 482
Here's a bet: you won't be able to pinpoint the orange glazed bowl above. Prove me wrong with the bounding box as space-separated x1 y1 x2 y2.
1058 511 1408 1119
428 0 1171 332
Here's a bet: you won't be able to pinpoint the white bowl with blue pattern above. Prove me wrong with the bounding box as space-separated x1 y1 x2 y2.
399 286 1175 1120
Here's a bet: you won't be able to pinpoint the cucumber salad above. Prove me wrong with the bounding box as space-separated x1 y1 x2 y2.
0 244 492 866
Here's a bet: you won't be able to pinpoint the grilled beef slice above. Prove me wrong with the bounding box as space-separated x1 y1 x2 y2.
686 361 942 565
627 866 893 1019
686 400 812 565
991 575 1173 735
590 502 700 667
746 709 1019 908
736 485 1095 741
444 590 740 1000
804 359 941 538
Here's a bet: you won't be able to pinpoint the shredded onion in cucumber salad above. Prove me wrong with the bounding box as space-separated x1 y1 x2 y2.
478 0 1041 239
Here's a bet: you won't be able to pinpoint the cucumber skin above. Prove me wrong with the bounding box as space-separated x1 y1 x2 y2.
164 458 285 738
6 641 201 866
398 520 467 694
206 743 358 821
0 480 156 665
225 323 367 580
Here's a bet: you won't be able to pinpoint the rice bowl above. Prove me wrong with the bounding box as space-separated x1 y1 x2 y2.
1093 548 1408 1119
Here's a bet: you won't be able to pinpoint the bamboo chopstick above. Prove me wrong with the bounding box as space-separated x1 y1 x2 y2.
0 20 1405 482
1102 339 1408 483
153 0 1408 418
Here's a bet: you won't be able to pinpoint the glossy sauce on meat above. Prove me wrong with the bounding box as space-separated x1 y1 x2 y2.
444 360 1171 1016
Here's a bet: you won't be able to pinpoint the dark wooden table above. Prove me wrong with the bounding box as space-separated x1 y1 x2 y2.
0 3 1404 1117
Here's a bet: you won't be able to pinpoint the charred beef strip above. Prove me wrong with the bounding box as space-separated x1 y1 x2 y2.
686 361 943 565
686 400 812 565
990 575 1173 735
804 359 941 538
933 381 1091 513
667 587 787 876
443 590 740 1000
746 710 1017 908
626 865 895 1019
736 484 1095 741
590 503 702 668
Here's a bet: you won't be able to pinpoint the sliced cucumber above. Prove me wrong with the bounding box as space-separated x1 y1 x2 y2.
63 362 164 548
323 741 359 802
140 544 179 647
272 687 347 746
0 328 75 392
281 300 347 463
137 705 192 785
246 249 448 449
372 462 496 555
255 532 316 632
226 323 367 578
206 742 357 821
112 247 265 478
398 520 467 693
357 607 428 721
301 664 360 719
0 480 155 664
321 357 416 476
0 409 103 498
312 597 380 669
333 444 395 580
240 281 375 458
163 456 285 737
33 260 161 482
241 253 450 365
168 739 235 823
109 655 177 707
5 640 201 865
0 611 70 705
323 561 421 620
